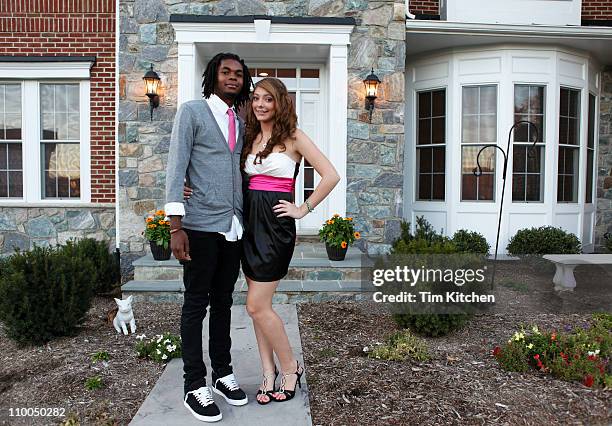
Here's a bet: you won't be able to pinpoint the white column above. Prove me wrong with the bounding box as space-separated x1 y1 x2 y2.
328 44 348 217
177 42 196 106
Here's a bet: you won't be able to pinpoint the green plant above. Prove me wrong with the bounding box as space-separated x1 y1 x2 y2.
0 246 95 345
604 233 612 253
91 351 110 363
366 329 429 361
452 230 490 256
493 320 611 388
507 226 581 256
393 313 471 337
389 217 475 337
144 209 170 249
85 375 103 391
318 214 360 249
63 238 119 295
136 333 182 363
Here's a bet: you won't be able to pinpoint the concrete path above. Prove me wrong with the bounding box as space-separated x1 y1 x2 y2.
129 305 311 426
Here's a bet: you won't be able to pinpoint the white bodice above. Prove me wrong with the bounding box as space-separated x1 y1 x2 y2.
244 153 297 178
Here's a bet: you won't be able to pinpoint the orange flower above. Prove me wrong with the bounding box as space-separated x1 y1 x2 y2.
354 231 361 239
327 220 333 225
150 224 157 228
146 217 153 223
155 210 164 216
333 213 340 217
346 217 353 221
341 241 347 249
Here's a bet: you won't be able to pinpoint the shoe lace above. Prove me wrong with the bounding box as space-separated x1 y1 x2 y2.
192 387 214 406
218 374 239 391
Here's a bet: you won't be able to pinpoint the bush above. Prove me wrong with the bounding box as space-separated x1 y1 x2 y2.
63 238 119 294
507 226 581 256
366 329 429 361
452 230 490 256
493 315 612 388
0 246 96 345
136 333 182 363
604 233 612 253
393 313 471 337
390 216 474 337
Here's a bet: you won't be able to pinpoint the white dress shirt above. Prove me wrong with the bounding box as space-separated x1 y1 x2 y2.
165 94 243 241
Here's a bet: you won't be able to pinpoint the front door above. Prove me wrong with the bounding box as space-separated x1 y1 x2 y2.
249 66 328 234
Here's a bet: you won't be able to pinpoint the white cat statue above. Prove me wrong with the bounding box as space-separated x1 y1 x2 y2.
113 296 137 335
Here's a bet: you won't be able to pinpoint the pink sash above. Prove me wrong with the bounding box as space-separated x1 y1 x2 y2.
249 175 295 193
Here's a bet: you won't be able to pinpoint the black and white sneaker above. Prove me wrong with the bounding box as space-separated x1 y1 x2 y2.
183 386 222 422
212 372 248 406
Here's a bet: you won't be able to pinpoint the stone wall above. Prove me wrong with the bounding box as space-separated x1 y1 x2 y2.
118 0 407 256
0 207 116 256
596 67 612 251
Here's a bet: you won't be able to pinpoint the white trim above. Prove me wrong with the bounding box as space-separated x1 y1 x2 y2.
173 19 353 223
0 61 93 79
0 202 114 208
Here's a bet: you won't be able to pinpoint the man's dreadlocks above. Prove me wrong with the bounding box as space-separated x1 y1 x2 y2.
201 52 253 108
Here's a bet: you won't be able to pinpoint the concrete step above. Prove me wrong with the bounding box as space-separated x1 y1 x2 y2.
122 279 369 304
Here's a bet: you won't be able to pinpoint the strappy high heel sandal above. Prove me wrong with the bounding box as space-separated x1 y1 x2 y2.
256 369 278 405
271 361 303 403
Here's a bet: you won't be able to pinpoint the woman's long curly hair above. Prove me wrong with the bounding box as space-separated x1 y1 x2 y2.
241 77 298 170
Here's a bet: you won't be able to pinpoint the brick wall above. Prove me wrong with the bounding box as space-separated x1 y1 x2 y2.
582 0 612 20
0 0 116 203
407 0 439 15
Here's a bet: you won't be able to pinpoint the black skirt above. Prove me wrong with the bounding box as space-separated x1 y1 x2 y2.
242 189 296 282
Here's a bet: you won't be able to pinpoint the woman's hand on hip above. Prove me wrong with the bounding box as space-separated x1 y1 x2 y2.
273 200 306 219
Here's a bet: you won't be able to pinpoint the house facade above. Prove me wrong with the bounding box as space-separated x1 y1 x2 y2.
118 0 612 257
0 0 117 254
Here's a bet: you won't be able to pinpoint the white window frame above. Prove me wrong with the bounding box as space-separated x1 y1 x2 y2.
0 61 91 205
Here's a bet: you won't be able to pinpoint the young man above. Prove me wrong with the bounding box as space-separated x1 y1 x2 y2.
165 52 253 422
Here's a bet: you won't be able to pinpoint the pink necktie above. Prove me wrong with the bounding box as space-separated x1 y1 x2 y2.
227 108 236 152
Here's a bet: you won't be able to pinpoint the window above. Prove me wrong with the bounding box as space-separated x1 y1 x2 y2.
512 85 545 202
461 85 497 201
416 89 445 201
0 78 89 203
40 83 81 199
585 93 596 203
557 87 580 202
0 84 22 198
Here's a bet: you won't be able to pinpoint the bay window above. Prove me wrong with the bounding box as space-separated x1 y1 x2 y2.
416 89 446 201
557 87 580 203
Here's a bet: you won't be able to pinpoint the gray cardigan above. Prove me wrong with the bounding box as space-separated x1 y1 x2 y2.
165 100 244 232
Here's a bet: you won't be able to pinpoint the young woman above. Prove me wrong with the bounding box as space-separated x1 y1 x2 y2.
241 77 339 404
186 77 339 405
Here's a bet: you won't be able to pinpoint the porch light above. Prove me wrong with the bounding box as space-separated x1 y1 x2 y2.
363 68 380 122
143 63 161 121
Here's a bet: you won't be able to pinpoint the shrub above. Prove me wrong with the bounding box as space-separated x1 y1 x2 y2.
63 238 119 295
393 313 471 337
492 315 611 388
507 226 581 256
390 216 475 337
91 351 110 363
604 233 612 253
136 333 182 363
452 230 490 256
0 245 96 345
366 329 429 362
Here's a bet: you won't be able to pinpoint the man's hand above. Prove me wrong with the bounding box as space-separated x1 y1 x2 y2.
171 229 191 262
169 215 190 261
183 185 193 200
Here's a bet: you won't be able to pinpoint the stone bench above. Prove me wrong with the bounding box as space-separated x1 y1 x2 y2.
543 254 612 291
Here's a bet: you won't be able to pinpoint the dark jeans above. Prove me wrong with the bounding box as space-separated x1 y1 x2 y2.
181 229 241 394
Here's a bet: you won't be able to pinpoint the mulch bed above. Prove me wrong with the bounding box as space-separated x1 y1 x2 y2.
0 296 182 425
297 261 612 425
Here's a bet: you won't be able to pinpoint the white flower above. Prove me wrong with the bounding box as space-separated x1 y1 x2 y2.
136 334 147 341
363 346 369 352
587 350 600 356
164 339 171 344
531 325 540 334
162 354 168 360
166 345 173 352
527 343 534 349
156 349 161 354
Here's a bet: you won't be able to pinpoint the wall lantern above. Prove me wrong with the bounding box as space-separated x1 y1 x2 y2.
143 63 160 121
363 68 380 122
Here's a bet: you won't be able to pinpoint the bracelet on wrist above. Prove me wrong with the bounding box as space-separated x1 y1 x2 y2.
304 199 314 213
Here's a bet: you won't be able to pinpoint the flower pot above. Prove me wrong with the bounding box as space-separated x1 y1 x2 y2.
150 241 171 261
325 243 348 261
